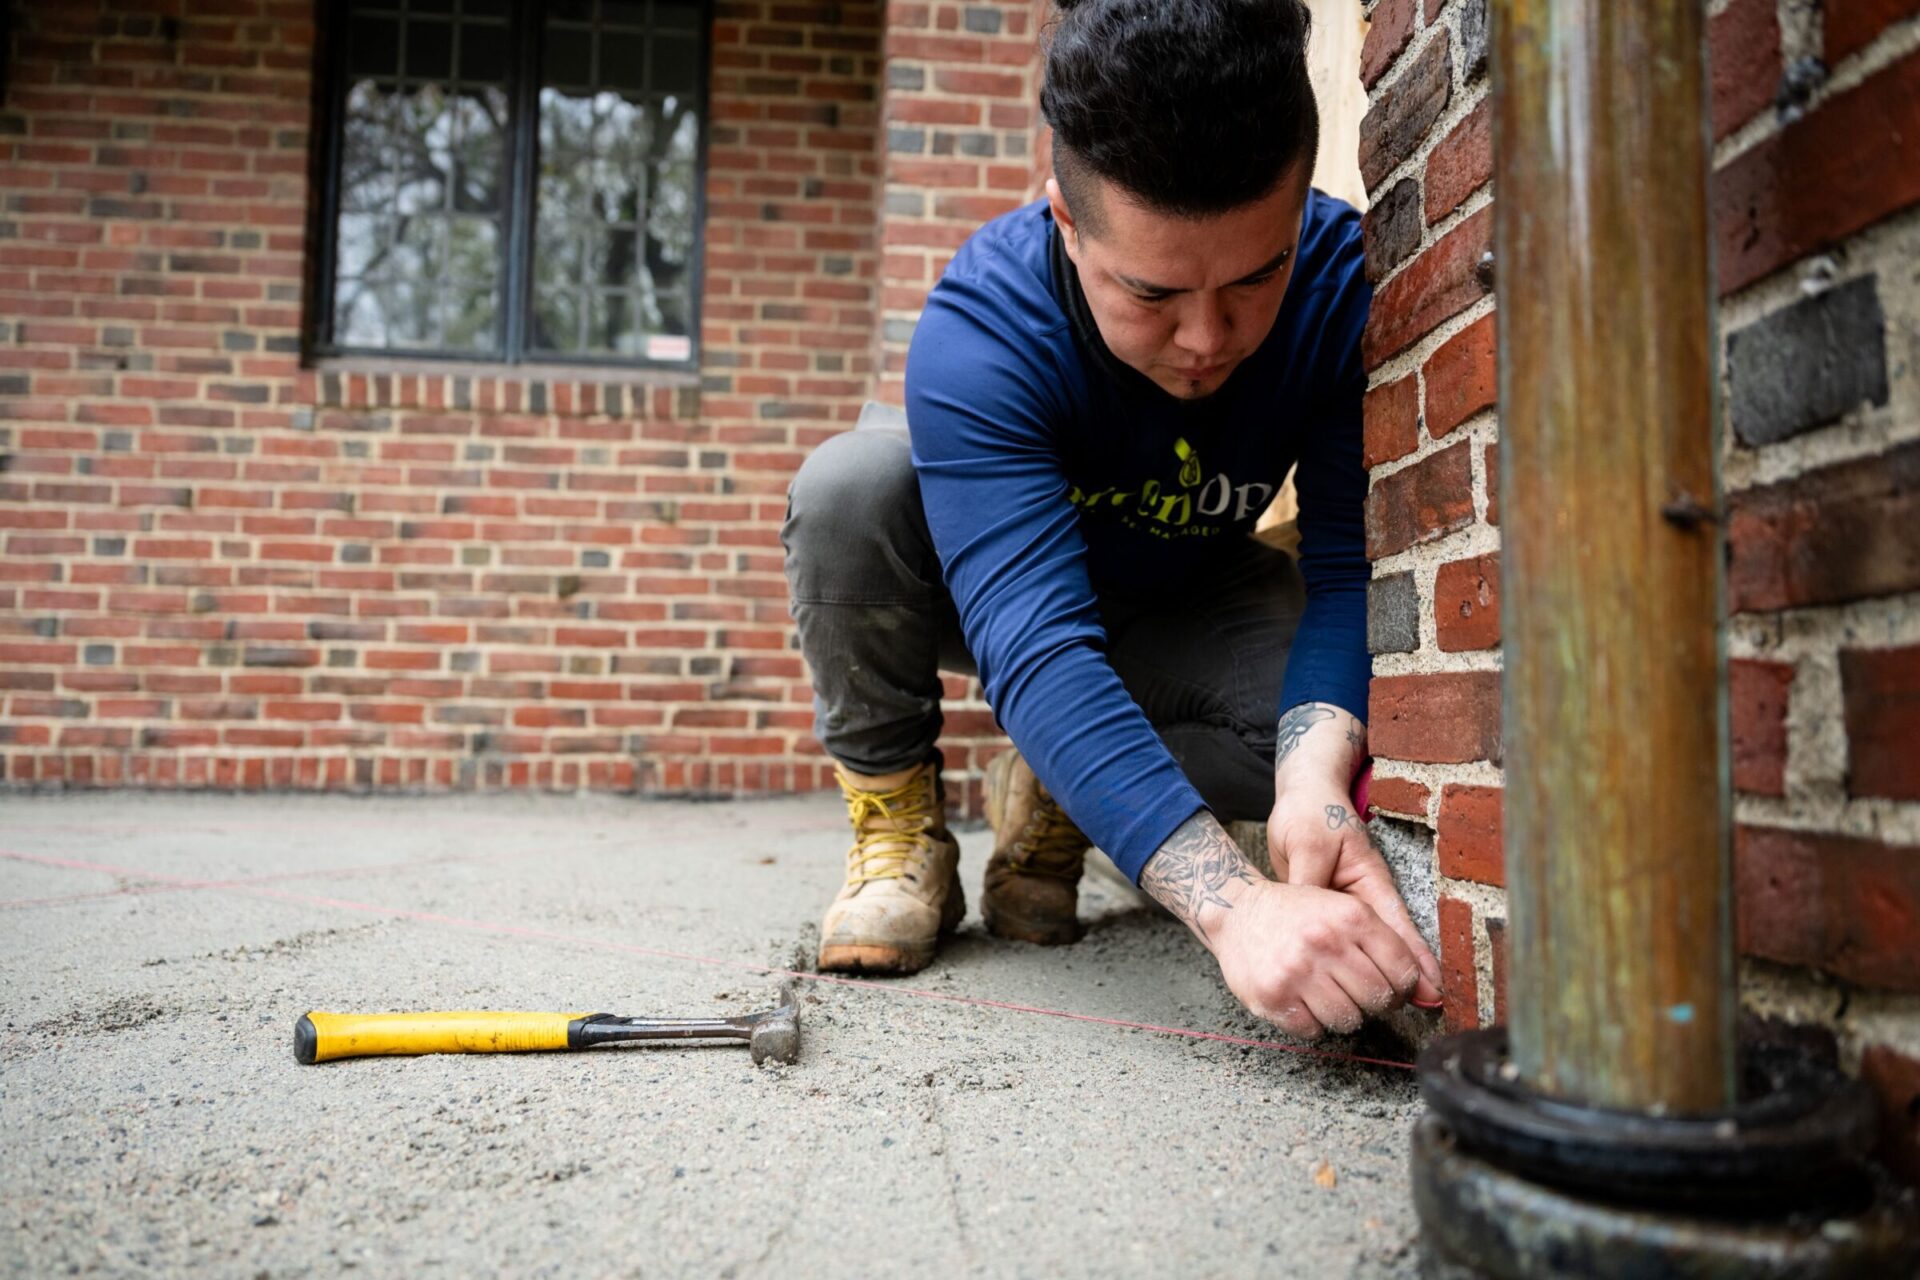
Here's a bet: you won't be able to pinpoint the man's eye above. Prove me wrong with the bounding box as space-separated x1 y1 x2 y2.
1133 290 1173 304
1238 273 1276 288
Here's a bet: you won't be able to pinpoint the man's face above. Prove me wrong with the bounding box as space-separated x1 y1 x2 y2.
1049 169 1310 400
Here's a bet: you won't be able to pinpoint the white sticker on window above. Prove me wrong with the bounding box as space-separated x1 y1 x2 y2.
645 334 692 362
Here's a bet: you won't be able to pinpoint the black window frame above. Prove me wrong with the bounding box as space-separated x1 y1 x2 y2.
306 0 712 373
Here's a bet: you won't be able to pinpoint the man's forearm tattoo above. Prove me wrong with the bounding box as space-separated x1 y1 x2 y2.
1275 703 1335 767
1140 813 1257 931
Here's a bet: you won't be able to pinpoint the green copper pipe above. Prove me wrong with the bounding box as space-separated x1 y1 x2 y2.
1492 0 1734 1113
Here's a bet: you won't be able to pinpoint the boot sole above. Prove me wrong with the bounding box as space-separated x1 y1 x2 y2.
818 868 965 975
817 941 938 974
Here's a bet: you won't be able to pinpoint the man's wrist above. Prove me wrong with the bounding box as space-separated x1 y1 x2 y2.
1138 810 1259 948
1273 701 1367 794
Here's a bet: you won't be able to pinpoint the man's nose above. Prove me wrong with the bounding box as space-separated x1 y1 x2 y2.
1174 296 1230 360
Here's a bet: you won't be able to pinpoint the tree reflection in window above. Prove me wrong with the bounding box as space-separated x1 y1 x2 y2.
321 0 704 366
532 0 702 361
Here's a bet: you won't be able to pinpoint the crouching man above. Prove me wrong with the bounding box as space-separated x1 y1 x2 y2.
782 0 1441 1039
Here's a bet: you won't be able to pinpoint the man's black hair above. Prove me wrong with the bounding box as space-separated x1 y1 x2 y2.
1041 0 1319 235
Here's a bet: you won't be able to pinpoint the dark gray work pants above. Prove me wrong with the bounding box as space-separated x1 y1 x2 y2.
780 403 1303 822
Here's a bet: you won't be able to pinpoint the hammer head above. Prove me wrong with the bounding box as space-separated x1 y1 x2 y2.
746 991 800 1065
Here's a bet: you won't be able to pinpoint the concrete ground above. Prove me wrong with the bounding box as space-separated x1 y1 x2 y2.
1 793 1428 1278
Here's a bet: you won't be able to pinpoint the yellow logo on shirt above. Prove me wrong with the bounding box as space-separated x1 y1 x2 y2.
1065 437 1275 541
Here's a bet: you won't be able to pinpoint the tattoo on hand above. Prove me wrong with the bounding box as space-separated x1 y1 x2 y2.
1324 804 1367 834
1140 813 1257 932
1275 703 1335 767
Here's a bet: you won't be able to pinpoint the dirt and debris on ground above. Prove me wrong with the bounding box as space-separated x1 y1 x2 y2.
1 793 1426 1278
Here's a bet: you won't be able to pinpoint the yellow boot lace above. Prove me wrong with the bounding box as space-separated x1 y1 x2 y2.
1011 794 1088 879
841 766 941 886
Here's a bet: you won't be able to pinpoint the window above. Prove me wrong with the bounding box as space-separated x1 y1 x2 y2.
312 0 709 369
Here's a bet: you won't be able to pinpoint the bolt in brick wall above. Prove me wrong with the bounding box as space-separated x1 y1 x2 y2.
0 0 903 795
1358 0 1920 1169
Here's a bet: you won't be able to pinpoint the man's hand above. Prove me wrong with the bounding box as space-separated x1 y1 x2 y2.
1139 813 1430 1039
1267 702 1442 1006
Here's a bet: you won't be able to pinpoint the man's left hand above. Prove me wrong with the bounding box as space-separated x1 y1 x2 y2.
1267 702 1442 1006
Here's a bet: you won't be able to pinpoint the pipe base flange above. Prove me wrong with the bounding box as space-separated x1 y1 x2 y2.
1418 1028 1881 1212
1412 1113 1920 1280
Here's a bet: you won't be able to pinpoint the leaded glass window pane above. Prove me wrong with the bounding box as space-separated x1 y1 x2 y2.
530 0 702 362
321 0 705 366
330 0 511 357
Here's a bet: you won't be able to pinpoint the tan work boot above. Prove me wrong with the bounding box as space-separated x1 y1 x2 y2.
817 759 964 974
981 750 1089 945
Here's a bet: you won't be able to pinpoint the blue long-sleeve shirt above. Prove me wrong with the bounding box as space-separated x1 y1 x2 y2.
905 192 1371 882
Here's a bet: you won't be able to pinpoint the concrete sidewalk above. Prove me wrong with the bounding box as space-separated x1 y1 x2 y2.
1 794 1425 1278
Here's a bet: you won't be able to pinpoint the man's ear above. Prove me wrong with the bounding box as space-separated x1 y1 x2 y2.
1045 176 1081 262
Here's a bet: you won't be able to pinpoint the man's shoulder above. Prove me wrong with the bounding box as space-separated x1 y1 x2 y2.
1261 189 1369 382
1295 189 1367 303
927 200 1069 334
907 201 1077 419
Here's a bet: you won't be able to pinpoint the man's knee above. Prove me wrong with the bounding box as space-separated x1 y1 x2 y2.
787 429 917 541
784 427 935 599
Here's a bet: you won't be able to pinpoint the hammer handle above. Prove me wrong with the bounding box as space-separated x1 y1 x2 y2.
295 1010 600 1065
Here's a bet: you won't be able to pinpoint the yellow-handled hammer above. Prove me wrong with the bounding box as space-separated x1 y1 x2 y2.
294 991 801 1066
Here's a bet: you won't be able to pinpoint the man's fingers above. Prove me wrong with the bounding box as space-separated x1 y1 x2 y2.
1338 847 1444 1002
1317 900 1407 1024
1280 838 1337 888
1267 1001 1325 1041
1351 907 1432 1009
1300 976 1366 1037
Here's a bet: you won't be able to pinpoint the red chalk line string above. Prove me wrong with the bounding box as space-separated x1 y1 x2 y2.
0 848 1416 1071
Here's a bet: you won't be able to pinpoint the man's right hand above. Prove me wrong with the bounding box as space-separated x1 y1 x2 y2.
1139 811 1425 1040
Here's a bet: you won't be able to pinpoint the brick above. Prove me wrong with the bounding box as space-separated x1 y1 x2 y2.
1363 373 1420 468
1363 207 1492 368
1715 47 1920 295
1364 439 1475 559
1840 644 1920 800
1361 176 1422 283
1369 671 1501 764
1826 0 1920 64
1436 783 1504 885
1735 825 1920 990
1727 276 1889 446
1368 570 1420 655
1438 895 1480 1032
1709 0 1781 141
1858 1044 1920 1187
1726 439 1920 612
1432 551 1499 652
1361 0 1417 90
1423 98 1489 226
1731 658 1793 797
1359 35 1451 192
1421 312 1495 437
1365 774 1431 821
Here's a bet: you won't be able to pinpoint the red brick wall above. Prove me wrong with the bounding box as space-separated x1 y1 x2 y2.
0 0 907 794
866 0 1048 811
1358 0 1920 1174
